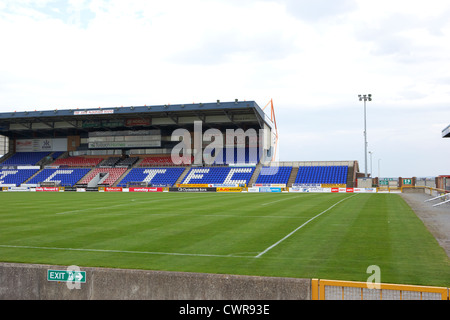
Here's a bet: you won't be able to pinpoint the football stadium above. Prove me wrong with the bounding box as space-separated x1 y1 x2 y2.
0 100 449 301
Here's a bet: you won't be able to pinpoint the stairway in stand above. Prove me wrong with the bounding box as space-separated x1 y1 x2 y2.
287 166 299 187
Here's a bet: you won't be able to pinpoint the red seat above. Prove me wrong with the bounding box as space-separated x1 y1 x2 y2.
52 156 103 167
80 168 127 186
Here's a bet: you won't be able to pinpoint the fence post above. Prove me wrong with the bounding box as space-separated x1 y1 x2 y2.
311 279 319 300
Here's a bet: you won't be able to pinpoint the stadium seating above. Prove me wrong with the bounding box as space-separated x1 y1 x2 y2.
78 168 127 186
138 149 259 166
1 152 50 166
52 156 104 167
294 166 348 185
139 155 193 166
181 167 255 185
27 168 91 187
51 151 65 159
99 157 121 167
255 166 292 185
0 169 40 186
208 148 260 165
116 157 139 167
117 167 186 187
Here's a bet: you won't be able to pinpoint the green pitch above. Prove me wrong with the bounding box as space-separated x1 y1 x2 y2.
0 192 449 287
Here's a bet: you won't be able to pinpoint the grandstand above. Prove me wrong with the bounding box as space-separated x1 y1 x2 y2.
0 152 357 189
0 101 360 189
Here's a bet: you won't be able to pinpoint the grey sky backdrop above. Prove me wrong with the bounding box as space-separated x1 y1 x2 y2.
1 0 449 178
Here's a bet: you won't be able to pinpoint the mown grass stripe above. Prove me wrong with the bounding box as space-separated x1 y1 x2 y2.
255 194 358 258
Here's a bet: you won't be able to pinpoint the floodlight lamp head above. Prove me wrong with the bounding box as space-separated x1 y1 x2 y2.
368 94 372 101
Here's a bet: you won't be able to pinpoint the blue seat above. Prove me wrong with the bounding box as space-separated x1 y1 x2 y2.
27 168 91 186
182 167 255 185
1 152 50 166
117 167 186 187
208 148 260 165
295 166 348 184
0 169 40 186
256 166 292 184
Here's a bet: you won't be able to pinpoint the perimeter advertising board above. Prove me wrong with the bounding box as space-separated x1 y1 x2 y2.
35 187 62 192
290 187 331 193
290 187 376 193
129 187 163 192
169 187 216 192
259 187 282 193
247 187 282 192
102 187 123 192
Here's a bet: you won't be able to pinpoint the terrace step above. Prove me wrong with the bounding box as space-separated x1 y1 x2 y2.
23 168 44 185
248 163 263 186
113 168 133 187
175 167 191 186
346 164 355 188
287 166 299 187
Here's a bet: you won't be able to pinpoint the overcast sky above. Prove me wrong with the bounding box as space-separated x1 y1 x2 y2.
0 0 449 177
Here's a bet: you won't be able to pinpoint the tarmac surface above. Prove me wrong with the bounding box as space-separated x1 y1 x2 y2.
400 192 450 258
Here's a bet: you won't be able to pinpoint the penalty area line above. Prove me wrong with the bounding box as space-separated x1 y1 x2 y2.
255 194 358 258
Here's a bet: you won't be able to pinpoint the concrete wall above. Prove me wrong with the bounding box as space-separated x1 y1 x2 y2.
0 262 311 300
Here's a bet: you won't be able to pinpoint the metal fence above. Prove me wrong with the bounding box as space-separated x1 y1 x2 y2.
312 279 449 300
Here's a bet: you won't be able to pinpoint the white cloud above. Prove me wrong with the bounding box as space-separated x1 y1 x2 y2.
0 0 450 176
281 0 357 22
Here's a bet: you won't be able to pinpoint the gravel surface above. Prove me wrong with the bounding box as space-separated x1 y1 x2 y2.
400 192 450 258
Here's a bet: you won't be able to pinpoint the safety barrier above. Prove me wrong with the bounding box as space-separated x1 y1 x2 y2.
312 279 449 300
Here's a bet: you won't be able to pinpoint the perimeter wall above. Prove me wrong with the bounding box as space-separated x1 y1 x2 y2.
1 263 448 300
0 262 310 300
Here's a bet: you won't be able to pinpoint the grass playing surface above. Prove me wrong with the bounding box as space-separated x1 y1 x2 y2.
0 192 449 287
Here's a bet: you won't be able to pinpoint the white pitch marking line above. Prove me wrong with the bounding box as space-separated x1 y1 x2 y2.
261 195 303 206
0 244 255 259
255 194 358 258
56 203 131 215
55 194 209 215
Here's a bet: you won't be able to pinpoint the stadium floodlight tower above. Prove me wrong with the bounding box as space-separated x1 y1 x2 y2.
358 94 372 177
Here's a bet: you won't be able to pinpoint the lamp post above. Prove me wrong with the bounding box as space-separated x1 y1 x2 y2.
368 151 373 177
378 158 381 178
358 94 372 177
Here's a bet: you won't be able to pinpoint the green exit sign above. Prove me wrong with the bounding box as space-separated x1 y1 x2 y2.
47 270 86 283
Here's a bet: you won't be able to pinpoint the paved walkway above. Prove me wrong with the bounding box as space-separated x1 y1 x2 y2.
401 192 450 258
